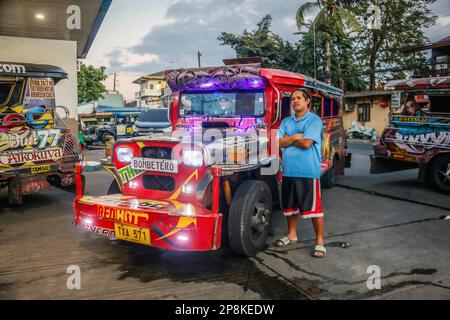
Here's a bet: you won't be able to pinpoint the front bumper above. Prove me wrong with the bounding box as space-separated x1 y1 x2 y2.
74 194 223 252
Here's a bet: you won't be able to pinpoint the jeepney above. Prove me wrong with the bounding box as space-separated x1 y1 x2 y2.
74 64 350 256
80 108 141 144
371 77 450 194
0 62 83 204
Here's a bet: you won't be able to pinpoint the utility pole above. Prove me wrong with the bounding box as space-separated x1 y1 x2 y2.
113 72 117 92
197 51 202 68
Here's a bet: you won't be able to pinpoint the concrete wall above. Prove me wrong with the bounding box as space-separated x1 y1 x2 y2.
343 96 391 137
0 36 78 133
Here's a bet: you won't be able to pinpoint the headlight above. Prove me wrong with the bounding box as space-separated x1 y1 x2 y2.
133 125 138 133
162 126 172 133
183 150 203 167
116 147 133 163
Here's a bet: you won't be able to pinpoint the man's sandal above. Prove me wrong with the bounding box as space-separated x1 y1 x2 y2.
312 245 326 258
275 236 298 247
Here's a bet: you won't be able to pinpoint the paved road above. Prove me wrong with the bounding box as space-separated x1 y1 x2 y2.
0 145 449 300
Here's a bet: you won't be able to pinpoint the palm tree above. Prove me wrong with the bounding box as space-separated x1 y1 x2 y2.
296 0 360 84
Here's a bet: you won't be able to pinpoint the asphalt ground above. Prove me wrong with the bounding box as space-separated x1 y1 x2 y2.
0 142 449 300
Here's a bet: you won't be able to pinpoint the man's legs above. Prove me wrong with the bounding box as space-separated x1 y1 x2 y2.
311 217 325 256
287 215 299 241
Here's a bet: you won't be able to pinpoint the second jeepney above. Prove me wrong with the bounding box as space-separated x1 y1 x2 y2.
74 63 350 256
371 76 450 194
0 62 83 204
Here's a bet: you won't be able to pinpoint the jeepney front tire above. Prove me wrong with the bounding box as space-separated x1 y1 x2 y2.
228 180 272 256
429 154 450 194
321 164 335 189
107 180 121 195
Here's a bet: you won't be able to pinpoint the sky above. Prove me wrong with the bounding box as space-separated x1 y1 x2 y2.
86 0 450 101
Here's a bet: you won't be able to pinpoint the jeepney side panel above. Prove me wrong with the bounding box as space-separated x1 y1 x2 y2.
376 115 450 164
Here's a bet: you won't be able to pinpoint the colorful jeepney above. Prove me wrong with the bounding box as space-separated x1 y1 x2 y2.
371 77 450 194
0 62 83 204
79 108 142 144
73 64 350 256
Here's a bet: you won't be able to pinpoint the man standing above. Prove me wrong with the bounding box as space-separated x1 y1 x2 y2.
276 88 326 258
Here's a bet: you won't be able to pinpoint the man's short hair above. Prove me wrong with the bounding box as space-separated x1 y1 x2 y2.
291 88 311 102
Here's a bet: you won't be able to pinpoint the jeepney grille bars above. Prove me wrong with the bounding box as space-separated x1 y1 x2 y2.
52 109 68 129
62 132 82 160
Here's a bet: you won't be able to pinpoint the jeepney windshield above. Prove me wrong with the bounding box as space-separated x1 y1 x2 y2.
180 90 265 117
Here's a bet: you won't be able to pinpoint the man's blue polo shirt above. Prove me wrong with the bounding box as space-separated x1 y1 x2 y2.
277 112 323 179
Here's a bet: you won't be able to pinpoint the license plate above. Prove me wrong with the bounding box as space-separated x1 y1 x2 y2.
131 157 178 173
31 165 51 174
114 223 151 245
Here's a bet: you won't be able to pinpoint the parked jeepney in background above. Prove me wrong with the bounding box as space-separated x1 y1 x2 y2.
73 62 351 256
79 108 142 144
371 77 450 194
0 62 83 204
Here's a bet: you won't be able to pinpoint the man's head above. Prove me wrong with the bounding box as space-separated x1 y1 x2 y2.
291 88 311 114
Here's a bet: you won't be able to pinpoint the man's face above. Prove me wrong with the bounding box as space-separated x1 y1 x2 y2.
291 91 310 113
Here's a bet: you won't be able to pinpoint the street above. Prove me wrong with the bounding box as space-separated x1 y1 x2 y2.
0 141 449 300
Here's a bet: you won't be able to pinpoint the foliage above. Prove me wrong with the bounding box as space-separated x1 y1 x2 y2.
218 15 301 72
350 0 437 89
77 63 107 104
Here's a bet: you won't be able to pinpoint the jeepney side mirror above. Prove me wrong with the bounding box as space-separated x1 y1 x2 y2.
55 105 70 119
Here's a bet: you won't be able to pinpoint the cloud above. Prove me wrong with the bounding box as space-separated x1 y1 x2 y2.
106 0 303 74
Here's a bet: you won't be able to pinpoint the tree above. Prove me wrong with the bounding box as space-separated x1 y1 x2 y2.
296 0 361 84
351 0 437 90
77 63 107 104
218 15 301 71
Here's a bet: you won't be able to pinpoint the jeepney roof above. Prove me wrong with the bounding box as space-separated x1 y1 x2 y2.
385 77 450 91
0 62 67 81
165 64 343 96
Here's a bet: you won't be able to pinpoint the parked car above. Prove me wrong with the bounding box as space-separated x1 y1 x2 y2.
133 108 172 135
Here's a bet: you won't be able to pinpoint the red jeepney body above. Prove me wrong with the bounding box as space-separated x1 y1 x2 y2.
73 65 347 252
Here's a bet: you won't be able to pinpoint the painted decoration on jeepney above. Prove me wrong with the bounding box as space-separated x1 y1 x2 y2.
383 114 450 163
166 64 262 92
0 129 62 153
117 165 145 184
0 147 63 165
23 78 55 109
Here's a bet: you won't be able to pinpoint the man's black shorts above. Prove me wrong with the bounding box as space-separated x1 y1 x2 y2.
281 176 323 219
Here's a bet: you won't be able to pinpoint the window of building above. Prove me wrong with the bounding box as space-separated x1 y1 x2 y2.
149 84 154 90
357 104 371 122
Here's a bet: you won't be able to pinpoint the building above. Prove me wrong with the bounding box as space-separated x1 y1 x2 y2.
0 0 111 133
343 91 393 137
133 71 169 109
403 36 450 77
78 91 126 115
